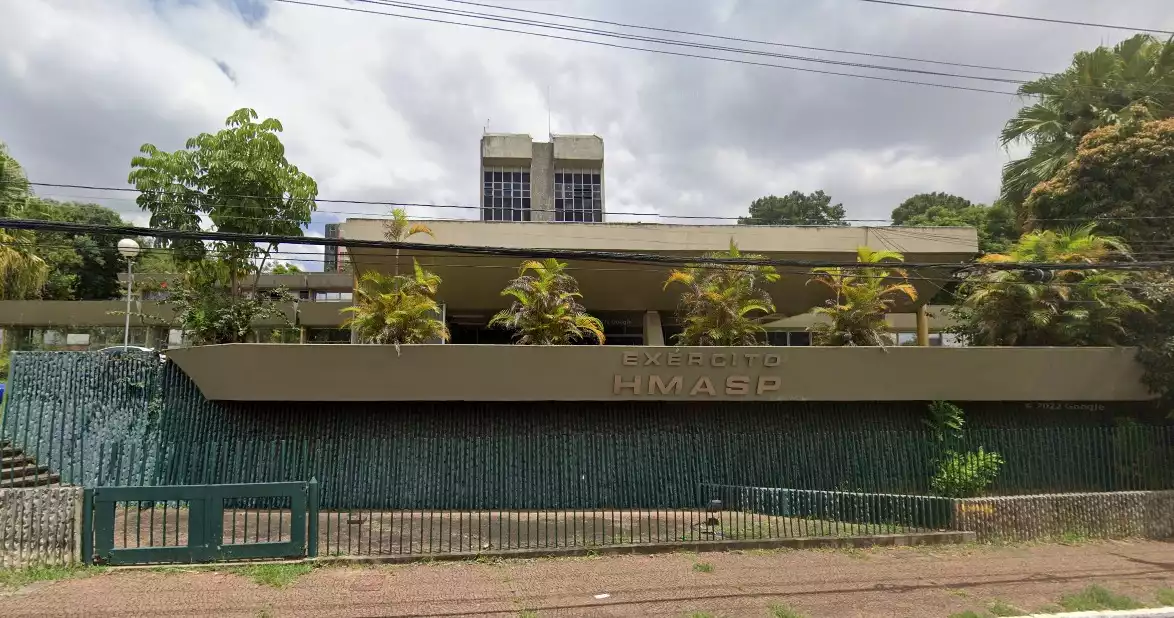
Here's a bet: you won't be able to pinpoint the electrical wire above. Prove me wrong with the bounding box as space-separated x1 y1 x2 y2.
854 0 1174 35
270 0 1019 95
353 0 1029 85
0 218 1167 272
427 0 1049 75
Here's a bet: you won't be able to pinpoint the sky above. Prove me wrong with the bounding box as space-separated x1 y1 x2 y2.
2 0 1173 270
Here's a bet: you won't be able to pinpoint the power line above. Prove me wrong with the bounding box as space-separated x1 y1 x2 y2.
2 238 1147 291
854 0 1174 35
428 0 1048 75
354 0 1029 85
0 218 1165 272
270 0 1019 95
23 183 899 222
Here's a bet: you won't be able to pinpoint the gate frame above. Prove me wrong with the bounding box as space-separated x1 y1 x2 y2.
83 481 317 565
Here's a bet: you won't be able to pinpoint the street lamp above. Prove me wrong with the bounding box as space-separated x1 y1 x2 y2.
117 239 141 350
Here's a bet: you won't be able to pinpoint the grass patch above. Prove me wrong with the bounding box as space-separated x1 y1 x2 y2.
692 562 714 573
987 600 1023 616
688 613 715 618
231 563 314 588
518 611 538 618
1059 585 1145 612
947 612 983 618
1158 588 1174 606
768 602 804 618
0 564 105 591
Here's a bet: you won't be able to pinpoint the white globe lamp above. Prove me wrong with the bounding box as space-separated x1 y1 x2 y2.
117 238 141 259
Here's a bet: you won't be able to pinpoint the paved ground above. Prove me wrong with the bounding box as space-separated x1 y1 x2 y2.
4 540 1174 617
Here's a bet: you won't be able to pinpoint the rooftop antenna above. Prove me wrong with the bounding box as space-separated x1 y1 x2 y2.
483 118 490 134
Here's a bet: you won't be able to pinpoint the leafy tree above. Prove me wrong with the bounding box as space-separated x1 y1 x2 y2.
807 247 917 346
738 191 847 226
23 199 129 300
664 240 780 346
0 143 48 299
490 258 604 345
951 225 1148 346
164 261 293 346
129 108 318 291
1025 118 1174 247
342 261 448 347
899 200 1019 255
128 108 318 342
890 192 974 225
268 263 302 274
1000 35 1174 207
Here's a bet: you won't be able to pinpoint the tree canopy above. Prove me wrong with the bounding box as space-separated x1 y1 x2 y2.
738 191 847 226
127 109 318 343
25 199 129 300
0 143 48 300
893 194 1019 255
999 34 1174 207
129 108 318 286
1026 117 1174 249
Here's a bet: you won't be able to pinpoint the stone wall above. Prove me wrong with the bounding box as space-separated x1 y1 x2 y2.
954 490 1174 542
0 486 82 567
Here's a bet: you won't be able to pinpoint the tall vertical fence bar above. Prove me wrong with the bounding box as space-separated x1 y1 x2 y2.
2 351 1173 557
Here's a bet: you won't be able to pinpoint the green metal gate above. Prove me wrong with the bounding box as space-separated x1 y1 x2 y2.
82 481 319 565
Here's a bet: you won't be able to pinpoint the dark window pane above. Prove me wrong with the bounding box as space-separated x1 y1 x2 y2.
484 171 493 181
592 173 601 184
554 172 563 184
522 172 530 182
493 171 502 181
523 197 531 209
789 331 812 346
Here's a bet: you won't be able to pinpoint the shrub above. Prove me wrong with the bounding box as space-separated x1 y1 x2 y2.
931 448 1005 498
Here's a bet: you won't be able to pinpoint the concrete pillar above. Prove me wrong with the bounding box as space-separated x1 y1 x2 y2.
530 141 555 222
916 305 930 347
642 311 665 346
299 327 307 345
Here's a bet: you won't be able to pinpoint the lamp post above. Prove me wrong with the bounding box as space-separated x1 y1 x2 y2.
117 239 141 350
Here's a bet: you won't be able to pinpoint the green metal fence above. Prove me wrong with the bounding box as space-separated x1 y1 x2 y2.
3 351 1174 556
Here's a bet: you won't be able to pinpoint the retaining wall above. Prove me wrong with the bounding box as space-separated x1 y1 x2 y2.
0 486 82 568
954 490 1174 542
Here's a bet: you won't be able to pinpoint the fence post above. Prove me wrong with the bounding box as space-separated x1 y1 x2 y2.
307 477 319 558
80 488 93 566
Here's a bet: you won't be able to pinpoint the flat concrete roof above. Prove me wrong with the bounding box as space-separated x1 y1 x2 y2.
340 220 978 315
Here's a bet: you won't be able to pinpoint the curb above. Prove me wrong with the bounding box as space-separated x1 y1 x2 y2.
1011 610 1174 618
310 530 975 565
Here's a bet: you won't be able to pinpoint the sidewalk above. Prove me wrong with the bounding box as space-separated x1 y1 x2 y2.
4 540 1173 617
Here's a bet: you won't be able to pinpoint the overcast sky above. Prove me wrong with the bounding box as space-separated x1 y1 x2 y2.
2 0 1173 268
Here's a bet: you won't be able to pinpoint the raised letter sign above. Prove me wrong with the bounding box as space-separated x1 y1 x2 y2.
725 376 750 395
622 352 639 366
614 375 642 395
649 375 683 395
756 376 781 395
689 376 717 396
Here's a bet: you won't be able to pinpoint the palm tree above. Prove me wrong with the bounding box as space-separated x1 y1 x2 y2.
342 261 449 346
0 142 48 299
1000 35 1174 207
663 240 780 346
383 207 433 276
807 247 918 346
955 225 1147 346
490 258 604 345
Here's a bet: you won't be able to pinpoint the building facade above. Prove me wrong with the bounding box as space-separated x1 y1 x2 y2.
480 134 604 222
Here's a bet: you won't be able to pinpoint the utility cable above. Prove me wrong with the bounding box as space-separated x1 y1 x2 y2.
0 218 1167 272
355 0 1029 85
854 0 1174 35
427 0 1048 75
270 0 1019 95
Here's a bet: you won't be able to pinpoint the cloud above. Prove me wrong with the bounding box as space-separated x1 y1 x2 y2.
3 0 1174 267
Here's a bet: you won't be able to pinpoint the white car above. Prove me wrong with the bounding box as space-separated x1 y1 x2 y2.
97 346 167 361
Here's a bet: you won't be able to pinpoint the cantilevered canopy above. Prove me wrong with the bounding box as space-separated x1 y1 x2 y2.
339 220 978 316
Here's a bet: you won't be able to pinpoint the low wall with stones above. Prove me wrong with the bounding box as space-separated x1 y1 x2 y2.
954 491 1174 542
0 486 82 568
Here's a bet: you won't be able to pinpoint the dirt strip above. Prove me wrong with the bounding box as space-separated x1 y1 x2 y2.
4 540 1174 617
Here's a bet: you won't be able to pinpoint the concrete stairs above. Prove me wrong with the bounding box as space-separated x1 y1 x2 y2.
0 440 60 488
